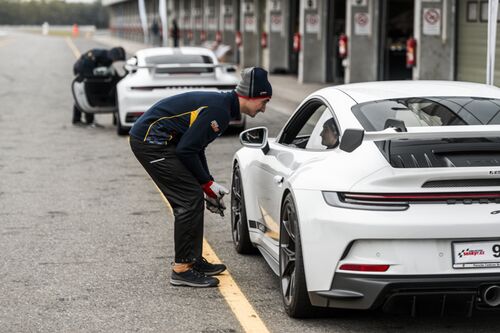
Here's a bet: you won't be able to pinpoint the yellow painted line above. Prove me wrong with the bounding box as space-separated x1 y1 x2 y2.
153 184 270 333
202 239 270 333
65 37 81 58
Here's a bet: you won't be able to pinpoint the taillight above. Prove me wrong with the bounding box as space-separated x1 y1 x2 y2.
343 192 500 201
323 191 500 210
125 112 144 123
339 264 390 272
322 192 409 211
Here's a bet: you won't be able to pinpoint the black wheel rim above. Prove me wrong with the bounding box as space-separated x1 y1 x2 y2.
280 200 296 306
231 168 242 247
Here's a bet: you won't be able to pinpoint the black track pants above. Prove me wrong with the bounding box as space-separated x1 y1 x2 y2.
72 105 94 124
130 137 204 263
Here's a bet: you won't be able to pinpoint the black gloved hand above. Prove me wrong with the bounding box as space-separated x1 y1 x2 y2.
205 196 226 217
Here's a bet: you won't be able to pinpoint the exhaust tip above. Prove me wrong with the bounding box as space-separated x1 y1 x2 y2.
482 285 500 307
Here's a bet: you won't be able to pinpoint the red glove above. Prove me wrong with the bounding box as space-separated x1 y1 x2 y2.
202 181 229 199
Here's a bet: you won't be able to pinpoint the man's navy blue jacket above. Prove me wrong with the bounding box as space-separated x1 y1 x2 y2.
129 91 240 184
73 49 113 77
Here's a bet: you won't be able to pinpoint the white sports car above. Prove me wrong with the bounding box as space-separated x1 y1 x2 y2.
116 47 243 135
231 81 500 318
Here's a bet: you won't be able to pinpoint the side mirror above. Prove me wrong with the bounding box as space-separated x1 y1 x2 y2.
239 127 269 154
339 128 364 153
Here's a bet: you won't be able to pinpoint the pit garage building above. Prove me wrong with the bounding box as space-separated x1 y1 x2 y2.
102 0 500 85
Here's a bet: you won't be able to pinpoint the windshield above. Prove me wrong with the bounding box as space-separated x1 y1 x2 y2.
352 97 500 131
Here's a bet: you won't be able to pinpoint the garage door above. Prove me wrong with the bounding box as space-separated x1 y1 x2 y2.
457 0 500 83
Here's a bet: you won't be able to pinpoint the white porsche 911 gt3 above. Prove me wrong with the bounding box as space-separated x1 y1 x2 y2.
231 80 500 318
116 47 242 135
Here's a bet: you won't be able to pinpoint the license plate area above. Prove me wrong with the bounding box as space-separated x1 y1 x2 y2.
452 240 500 269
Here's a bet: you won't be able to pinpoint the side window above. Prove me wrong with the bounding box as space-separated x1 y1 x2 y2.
279 101 328 149
305 110 340 150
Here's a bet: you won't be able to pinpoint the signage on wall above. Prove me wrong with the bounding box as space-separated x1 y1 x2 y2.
182 17 191 29
207 17 217 30
354 12 371 36
224 16 235 31
305 13 320 33
244 15 256 32
271 14 283 32
422 7 441 36
195 17 203 29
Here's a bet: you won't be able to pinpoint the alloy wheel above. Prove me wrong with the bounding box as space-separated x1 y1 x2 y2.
280 201 297 306
231 168 243 246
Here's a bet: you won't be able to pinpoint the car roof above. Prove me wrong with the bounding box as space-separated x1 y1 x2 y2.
135 46 216 59
322 80 500 104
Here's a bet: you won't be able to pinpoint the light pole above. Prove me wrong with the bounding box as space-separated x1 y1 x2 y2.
486 0 498 85
138 0 149 44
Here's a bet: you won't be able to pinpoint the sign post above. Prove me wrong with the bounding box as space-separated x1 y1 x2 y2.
159 0 168 46
138 0 149 44
487 0 499 85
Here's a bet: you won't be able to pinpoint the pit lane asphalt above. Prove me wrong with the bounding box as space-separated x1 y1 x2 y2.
1 30 500 332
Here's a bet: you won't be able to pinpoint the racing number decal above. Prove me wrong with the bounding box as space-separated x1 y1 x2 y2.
493 244 500 258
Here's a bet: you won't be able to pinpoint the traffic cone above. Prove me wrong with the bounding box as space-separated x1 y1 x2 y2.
72 24 79 38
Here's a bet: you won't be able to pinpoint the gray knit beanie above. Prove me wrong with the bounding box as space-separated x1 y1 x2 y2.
235 67 272 98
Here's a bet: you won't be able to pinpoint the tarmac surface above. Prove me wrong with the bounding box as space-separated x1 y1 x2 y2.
1 29 500 332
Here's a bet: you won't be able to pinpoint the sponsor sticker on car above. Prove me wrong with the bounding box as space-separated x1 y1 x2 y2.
452 240 500 268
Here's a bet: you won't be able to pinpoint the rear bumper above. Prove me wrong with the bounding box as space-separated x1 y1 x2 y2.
293 190 500 291
309 272 500 313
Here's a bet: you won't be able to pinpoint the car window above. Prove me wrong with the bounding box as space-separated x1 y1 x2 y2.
305 110 339 150
144 54 214 74
279 101 328 149
145 54 213 65
351 97 500 131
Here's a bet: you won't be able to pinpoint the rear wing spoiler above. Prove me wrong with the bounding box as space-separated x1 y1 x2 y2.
339 125 500 152
124 63 237 74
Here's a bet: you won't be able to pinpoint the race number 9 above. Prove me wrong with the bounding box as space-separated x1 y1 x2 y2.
493 244 500 258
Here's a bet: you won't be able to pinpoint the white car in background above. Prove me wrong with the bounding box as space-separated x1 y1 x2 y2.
231 81 500 318
116 47 242 135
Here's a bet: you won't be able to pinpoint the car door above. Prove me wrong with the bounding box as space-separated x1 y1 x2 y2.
254 99 337 246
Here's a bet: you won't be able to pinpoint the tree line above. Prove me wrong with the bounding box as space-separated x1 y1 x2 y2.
0 1 109 28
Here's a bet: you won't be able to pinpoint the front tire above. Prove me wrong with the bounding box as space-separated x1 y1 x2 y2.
231 164 257 254
279 193 315 318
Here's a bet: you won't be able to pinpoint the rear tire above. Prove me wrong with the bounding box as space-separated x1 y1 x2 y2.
116 112 130 136
279 193 315 318
231 164 257 254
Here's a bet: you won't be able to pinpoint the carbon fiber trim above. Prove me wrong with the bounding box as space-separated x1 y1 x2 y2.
423 179 500 188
